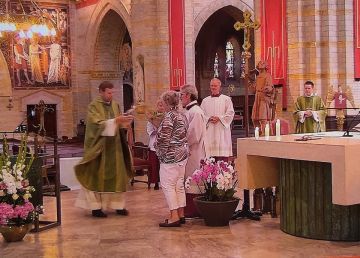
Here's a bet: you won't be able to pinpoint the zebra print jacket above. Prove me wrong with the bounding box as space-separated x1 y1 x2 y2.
155 108 189 164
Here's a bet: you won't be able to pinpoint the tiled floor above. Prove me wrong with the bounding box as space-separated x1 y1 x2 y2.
1 184 360 258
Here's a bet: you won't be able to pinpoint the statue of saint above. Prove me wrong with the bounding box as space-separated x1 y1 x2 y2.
120 43 132 81
250 61 276 135
133 56 145 104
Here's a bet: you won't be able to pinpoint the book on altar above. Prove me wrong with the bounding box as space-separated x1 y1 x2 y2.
101 119 117 136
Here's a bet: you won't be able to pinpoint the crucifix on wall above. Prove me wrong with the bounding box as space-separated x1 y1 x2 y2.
28 100 56 137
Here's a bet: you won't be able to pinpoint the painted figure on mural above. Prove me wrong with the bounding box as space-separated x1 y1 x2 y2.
47 37 62 84
58 11 67 35
250 60 276 135
59 49 70 85
29 37 45 84
326 85 356 131
13 35 32 86
134 56 145 104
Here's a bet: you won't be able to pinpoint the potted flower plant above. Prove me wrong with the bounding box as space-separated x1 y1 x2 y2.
0 135 38 242
185 157 239 226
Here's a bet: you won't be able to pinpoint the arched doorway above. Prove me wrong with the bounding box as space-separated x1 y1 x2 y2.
123 84 133 112
195 6 256 136
195 6 255 107
91 9 132 111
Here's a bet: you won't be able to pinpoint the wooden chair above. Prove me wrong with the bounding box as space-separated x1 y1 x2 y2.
130 142 152 189
231 107 244 129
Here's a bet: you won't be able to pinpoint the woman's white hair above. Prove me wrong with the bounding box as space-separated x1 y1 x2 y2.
160 90 180 108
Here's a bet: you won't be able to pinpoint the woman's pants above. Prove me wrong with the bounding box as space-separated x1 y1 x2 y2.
159 159 187 211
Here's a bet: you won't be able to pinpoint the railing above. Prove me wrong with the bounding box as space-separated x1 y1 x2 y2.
0 132 61 232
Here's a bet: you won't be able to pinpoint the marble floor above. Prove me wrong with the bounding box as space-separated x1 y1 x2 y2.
1 183 360 258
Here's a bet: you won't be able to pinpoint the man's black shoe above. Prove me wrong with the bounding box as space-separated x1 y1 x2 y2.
116 209 129 216
92 209 107 218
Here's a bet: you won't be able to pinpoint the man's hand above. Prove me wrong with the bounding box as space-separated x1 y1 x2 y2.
209 116 220 124
115 115 134 127
304 109 313 118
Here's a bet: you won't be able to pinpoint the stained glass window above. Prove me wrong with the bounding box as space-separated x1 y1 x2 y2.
214 52 219 78
226 41 234 78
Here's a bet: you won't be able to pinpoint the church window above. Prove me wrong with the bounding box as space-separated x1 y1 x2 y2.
225 41 234 78
214 52 219 78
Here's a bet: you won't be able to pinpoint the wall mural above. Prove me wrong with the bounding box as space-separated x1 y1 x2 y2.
0 1 70 89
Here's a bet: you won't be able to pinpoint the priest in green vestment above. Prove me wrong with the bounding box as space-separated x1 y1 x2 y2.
75 81 134 217
294 81 326 133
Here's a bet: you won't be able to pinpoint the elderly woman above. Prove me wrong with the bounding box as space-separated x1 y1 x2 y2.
155 90 189 227
146 99 165 190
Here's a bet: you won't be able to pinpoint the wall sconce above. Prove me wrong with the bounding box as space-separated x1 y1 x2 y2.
6 96 13 110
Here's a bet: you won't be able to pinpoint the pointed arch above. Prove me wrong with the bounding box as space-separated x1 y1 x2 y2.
82 0 132 68
194 0 254 39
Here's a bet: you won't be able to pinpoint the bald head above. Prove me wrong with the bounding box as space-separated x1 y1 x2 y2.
210 78 221 95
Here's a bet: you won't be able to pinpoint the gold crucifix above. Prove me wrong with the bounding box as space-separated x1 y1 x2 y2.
234 10 261 137
234 10 260 52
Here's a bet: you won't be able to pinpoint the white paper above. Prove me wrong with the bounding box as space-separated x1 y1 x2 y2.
101 119 117 136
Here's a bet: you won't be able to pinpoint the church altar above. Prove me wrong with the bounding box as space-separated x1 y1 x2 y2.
59 157 82 190
235 132 360 241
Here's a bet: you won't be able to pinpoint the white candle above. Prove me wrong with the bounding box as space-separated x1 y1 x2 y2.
276 119 281 137
265 123 270 140
255 127 259 139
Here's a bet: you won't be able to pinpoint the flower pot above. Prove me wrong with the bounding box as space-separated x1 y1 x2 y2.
0 223 32 242
193 197 240 226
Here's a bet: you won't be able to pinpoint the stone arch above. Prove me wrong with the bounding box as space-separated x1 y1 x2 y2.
195 5 254 99
194 0 254 39
93 10 128 71
83 1 131 60
86 4 132 109
0 50 12 96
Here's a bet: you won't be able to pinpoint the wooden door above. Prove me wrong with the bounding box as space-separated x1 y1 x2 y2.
27 104 57 137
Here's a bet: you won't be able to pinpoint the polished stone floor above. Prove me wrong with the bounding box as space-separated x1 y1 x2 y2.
1 183 360 258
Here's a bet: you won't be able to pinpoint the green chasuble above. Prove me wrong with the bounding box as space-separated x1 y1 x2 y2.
75 97 134 192
293 95 326 133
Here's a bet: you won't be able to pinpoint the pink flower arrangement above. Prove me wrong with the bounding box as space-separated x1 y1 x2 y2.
0 202 35 225
185 157 238 201
0 135 38 226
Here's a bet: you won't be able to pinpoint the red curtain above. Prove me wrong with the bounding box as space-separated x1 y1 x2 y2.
261 0 288 108
354 0 360 78
168 0 186 90
76 0 99 9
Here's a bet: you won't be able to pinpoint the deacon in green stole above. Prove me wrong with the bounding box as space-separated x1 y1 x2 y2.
75 81 134 218
294 81 326 133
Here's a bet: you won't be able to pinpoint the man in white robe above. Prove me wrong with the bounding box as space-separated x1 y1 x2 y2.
47 37 61 84
200 78 234 160
180 84 207 217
